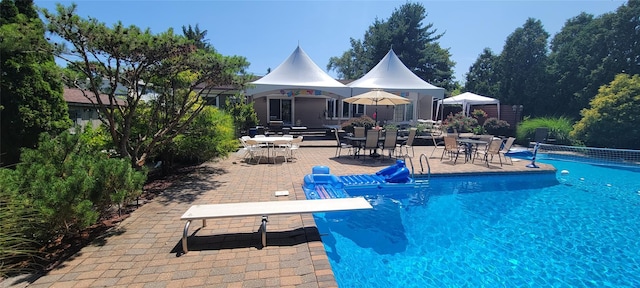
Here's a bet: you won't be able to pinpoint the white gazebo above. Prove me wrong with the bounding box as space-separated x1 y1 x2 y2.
436 92 500 120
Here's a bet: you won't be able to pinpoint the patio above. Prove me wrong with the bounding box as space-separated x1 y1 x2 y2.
6 141 554 288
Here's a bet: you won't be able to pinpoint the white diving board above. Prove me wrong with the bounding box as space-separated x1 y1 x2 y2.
181 197 372 253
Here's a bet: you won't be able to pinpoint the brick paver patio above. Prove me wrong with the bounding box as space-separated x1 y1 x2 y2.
3 140 554 288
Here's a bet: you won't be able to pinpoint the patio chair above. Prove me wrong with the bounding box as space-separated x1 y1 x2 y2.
473 134 494 156
396 127 417 158
334 129 353 158
430 133 446 157
244 139 266 164
441 135 465 164
272 139 290 163
500 137 516 164
288 136 303 159
474 138 503 167
530 127 548 148
362 130 381 161
381 130 398 159
354 126 365 138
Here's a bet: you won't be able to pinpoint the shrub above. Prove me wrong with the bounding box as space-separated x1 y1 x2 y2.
571 74 640 149
171 106 237 164
224 96 258 137
516 117 574 146
483 117 510 136
2 131 146 242
340 115 376 133
444 112 477 133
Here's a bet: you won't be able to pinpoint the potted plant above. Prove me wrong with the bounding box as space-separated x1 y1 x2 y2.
471 109 488 126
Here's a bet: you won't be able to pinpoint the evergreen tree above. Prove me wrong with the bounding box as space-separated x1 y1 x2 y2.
327 2 455 89
43 4 251 167
498 18 551 116
548 12 608 118
0 0 71 166
464 48 500 97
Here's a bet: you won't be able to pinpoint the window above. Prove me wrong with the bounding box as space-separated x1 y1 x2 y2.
269 98 292 124
351 103 365 117
326 99 337 118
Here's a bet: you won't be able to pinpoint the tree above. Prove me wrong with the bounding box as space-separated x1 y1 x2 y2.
43 4 251 168
498 18 551 116
548 12 614 119
464 48 500 97
571 74 640 149
182 24 209 50
327 2 455 89
0 0 71 166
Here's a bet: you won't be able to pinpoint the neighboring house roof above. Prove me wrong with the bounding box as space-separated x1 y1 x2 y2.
245 46 351 98
64 88 127 106
347 49 445 99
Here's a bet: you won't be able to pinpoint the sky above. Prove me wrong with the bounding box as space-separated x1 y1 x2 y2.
34 0 627 83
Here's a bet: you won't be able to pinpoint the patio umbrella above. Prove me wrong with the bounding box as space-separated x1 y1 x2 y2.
344 89 411 125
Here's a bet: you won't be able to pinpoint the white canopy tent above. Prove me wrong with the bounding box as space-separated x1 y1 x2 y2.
436 92 500 120
347 49 445 121
245 46 351 98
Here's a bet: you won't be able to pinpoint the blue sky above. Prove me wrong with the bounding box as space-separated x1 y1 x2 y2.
35 0 626 83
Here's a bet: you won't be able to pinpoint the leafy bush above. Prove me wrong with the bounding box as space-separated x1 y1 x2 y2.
340 115 376 133
171 106 238 164
516 117 574 145
571 74 640 149
224 96 258 137
444 112 478 133
483 117 510 136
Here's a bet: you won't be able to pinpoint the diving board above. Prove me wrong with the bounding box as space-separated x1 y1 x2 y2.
181 197 372 253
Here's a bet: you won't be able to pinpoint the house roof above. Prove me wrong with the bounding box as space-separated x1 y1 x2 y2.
347 49 445 99
64 88 127 106
245 46 351 97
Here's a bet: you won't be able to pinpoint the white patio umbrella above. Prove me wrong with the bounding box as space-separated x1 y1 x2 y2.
344 89 410 124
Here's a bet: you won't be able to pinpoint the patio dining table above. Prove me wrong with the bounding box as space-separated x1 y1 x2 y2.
251 136 294 164
457 138 489 163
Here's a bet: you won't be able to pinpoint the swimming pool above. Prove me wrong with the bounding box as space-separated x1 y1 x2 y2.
313 159 640 287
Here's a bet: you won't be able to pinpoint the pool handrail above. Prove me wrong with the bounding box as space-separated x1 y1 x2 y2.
419 154 431 180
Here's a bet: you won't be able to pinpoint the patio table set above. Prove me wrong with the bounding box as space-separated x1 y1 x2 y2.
240 135 302 164
339 127 415 160
440 135 515 166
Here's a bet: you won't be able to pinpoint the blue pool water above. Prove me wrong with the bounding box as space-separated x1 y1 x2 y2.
313 160 640 287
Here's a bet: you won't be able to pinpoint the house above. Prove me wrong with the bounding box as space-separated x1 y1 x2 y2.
63 88 126 132
245 46 445 129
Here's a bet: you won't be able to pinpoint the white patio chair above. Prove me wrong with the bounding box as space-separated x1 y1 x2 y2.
288 136 303 159
244 139 266 164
